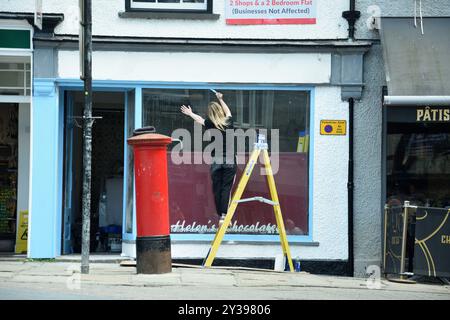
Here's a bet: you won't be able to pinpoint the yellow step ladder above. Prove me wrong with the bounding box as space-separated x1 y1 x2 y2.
203 134 294 272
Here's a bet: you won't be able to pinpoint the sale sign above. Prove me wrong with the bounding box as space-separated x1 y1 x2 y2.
225 0 317 25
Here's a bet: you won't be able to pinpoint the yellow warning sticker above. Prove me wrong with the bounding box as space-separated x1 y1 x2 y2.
320 120 347 135
15 210 28 254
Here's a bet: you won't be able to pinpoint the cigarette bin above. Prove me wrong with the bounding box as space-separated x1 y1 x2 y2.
127 127 173 274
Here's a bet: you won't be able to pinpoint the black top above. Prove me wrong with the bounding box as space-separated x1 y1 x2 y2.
204 116 236 161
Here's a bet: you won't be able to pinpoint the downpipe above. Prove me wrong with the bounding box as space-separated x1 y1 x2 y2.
347 98 355 277
342 0 361 40
342 0 360 277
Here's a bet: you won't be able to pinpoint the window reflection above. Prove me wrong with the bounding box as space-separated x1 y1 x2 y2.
386 123 450 208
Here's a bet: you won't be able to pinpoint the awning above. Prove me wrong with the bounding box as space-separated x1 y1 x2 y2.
380 17 450 106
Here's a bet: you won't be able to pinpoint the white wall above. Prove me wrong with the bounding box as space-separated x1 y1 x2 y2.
58 50 331 84
0 0 349 40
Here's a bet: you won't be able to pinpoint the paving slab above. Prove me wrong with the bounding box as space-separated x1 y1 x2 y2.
0 271 14 280
0 261 449 300
132 273 182 287
179 270 238 287
79 274 137 286
10 275 69 284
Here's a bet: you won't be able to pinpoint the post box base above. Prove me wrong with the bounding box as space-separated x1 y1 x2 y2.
136 235 172 274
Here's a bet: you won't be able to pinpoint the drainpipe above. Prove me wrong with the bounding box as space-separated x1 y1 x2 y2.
342 0 361 40
347 98 355 277
342 0 361 277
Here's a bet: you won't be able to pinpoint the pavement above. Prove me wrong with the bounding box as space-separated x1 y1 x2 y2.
0 260 449 300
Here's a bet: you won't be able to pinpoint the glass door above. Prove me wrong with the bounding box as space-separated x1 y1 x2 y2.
0 103 18 252
61 92 84 254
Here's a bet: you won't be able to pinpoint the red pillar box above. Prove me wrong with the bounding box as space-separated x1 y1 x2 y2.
127 128 173 274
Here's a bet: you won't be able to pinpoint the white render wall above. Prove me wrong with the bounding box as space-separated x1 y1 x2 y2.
58 50 331 84
0 0 349 40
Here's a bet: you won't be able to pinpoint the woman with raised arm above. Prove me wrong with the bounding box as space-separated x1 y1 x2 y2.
180 91 236 226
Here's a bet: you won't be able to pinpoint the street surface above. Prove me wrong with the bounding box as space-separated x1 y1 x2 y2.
0 261 449 300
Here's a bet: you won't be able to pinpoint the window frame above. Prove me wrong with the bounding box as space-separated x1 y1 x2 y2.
0 62 31 96
125 0 213 13
233 91 274 129
140 86 313 241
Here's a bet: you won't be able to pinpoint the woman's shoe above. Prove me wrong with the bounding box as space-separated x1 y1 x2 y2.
218 213 227 228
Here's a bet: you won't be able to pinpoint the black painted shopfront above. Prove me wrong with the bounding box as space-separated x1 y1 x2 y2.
383 105 450 280
386 105 450 209
381 16 450 281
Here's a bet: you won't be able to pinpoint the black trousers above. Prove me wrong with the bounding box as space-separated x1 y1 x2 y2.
210 161 237 217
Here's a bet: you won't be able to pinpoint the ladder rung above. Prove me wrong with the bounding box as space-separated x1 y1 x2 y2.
235 196 278 206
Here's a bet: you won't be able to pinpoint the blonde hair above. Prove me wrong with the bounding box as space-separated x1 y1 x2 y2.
207 101 229 131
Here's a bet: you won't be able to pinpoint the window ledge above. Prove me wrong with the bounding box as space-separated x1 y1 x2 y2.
119 11 220 21
124 238 317 245
170 239 319 246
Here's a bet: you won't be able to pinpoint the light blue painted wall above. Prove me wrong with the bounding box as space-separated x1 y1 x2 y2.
56 91 64 256
132 87 142 239
122 92 132 241
122 87 141 242
29 79 60 258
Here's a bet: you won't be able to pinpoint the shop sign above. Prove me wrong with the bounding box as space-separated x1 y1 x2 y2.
416 106 450 122
414 208 450 278
225 0 316 25
320 120 347 136
0 29 32 50
15 211 28 254
387 106 450 123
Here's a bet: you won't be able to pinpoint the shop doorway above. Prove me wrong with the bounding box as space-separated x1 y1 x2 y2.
62 91 125 254
0 55 31 254
0 103 18 252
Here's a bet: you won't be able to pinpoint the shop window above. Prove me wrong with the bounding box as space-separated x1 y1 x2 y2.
126 0 210 13
0 63 31 97
386 123 450 208
142 88 310 236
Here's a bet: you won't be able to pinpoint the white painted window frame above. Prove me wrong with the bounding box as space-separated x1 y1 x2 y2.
0 62 31 97
129 0 207 11
0 20 33 104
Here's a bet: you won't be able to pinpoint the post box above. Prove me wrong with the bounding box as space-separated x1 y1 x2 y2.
127 128 173 274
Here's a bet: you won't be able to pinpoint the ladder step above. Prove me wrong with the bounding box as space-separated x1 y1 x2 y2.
235 196 278 206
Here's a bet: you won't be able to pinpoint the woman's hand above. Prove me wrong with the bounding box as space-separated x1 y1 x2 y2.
215 92 231 117
181 105 205 125
180 105 193 116
215 91 224 100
